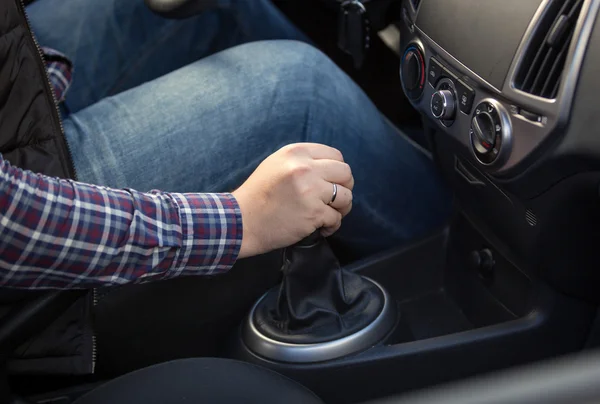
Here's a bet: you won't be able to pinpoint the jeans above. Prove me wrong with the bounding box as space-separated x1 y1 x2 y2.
28 0 451 257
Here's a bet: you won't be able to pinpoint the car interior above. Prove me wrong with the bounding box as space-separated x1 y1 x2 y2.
5 0 600 402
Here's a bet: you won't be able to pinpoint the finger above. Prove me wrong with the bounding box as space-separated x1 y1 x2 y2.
313 160 354 190
338 200 352 218
291 143 344 162
319 206 342 237
320 182 352 215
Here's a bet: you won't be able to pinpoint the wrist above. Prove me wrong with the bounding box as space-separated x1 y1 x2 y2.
232 190 261 259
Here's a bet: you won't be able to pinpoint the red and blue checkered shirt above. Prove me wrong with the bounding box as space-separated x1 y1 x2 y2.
0 49 243 289
43 47 73 103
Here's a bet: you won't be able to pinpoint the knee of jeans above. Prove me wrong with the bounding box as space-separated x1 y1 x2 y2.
241 40 347 109
221 40 357 140
239 40 338 81
276 40 332 66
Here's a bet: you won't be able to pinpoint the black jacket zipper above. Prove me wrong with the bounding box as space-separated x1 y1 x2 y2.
16 0 97 374
16 0 79 182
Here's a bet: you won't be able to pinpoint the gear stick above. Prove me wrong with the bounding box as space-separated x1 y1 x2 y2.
246 232 396 361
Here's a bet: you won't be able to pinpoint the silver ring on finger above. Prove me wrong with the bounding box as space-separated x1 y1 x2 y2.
328 183 338 205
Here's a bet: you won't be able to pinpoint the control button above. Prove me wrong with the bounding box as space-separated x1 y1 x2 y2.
431 78 457 127
471 111 496 152
469 249 495 279
428 57 442 86
470 100 509 165
401 45 425 100
431 92 444 117
455 79 475 114
518 108 542 123
430 89 455 120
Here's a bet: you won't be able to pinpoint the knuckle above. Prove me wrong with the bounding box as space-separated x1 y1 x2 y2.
279 144 292 154
339 163 352 183
348 175 355 188
319 204 329 217
343 162 352 177
344 201 353 215
287 161 312 178
282 143 305 156
309 203 324 220
331 211 342 226
297 183 314 199
291 177 316 199
333 148 344 161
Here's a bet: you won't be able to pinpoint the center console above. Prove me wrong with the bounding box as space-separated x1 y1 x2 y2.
399 0 600 302
229 220 594 403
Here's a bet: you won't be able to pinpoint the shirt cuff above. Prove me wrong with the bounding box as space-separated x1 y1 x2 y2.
170 193 243 277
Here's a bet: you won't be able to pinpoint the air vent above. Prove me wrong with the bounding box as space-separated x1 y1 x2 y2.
410 0 421 10
525 209 538 227
514 0 584 99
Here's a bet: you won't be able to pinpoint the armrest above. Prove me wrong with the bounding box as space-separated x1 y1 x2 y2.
144 0 219 19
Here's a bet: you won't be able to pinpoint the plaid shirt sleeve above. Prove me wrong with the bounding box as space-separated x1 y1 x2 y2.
42 47 73 103
0 155 243 290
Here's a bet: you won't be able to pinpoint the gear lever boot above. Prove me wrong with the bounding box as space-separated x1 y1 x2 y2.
245 232 396 362
254 232 384 343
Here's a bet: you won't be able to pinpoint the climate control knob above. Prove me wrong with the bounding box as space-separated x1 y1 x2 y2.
430 78 456 126
471 111 496 152
403 52 421 91
470 100 511 165
401 44 425 100
431 89 455 120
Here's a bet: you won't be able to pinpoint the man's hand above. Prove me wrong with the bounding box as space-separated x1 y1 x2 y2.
233 143 354 258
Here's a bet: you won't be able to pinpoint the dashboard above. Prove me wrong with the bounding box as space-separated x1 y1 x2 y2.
398 0 600 302
400 0 599 175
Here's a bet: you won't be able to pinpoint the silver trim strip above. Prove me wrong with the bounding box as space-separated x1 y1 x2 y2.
503 0 600 122
502 0 554 110
408 0 420 14
242 279 396 363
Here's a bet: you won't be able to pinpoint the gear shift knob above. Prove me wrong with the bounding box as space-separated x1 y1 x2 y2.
295 230 322 247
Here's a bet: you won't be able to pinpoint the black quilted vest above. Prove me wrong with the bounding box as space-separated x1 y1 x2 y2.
0 0 94 375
